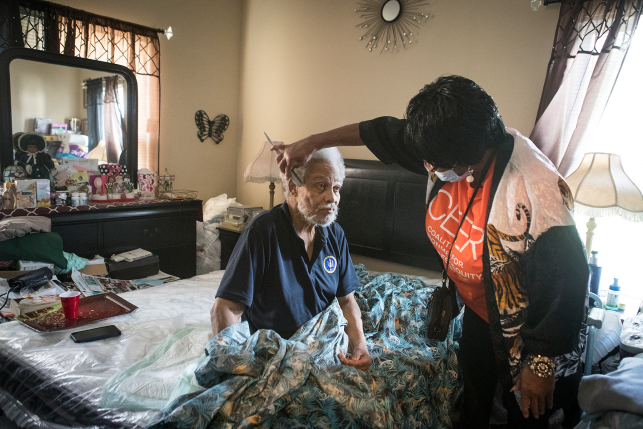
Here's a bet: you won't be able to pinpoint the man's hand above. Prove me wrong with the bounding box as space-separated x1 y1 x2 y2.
338 345 372 372
337 293 372 372
511 364 555 419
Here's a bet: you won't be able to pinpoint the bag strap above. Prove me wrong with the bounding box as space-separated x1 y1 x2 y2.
442 149 497 289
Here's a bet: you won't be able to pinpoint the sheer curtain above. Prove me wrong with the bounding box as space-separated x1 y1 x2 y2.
0 0 161 172
530 0 643 177
85 77 104 152
103 75 125 163
574 26 643 300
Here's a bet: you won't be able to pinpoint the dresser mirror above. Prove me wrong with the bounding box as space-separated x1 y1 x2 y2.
0 48 138 176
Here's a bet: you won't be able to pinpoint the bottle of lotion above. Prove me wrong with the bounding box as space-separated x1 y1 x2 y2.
605 278 620 311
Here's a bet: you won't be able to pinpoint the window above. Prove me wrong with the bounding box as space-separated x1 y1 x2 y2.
574 26 643 301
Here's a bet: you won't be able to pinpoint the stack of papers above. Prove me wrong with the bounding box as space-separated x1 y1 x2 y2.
110 249 153 263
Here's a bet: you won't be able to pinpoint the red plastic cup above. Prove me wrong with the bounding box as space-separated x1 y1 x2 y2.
60 291 81 319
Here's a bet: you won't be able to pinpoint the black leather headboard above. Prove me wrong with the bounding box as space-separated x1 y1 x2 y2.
337 159 442 272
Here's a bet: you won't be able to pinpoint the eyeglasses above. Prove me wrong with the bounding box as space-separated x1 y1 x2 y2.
426 161 458 172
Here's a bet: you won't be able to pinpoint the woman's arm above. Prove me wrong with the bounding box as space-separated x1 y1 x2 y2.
272 124 363 181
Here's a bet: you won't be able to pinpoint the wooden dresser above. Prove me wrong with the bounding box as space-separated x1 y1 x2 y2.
1 199 202 279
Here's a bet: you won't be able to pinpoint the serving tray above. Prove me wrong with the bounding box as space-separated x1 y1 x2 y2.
16 292 137 332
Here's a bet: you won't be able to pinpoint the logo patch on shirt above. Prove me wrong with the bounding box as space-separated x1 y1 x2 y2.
323 256 337 274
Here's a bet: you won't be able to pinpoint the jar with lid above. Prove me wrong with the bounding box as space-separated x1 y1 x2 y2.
71 192 80 207
56 192 67 206
79 192 87 205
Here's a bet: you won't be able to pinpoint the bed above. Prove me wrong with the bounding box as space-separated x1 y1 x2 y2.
0 159 458 428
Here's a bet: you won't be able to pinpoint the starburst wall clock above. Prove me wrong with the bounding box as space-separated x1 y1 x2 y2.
355 0 430 53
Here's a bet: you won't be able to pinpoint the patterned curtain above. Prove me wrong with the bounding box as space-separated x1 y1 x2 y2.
0 0 161 172
530 0 643 177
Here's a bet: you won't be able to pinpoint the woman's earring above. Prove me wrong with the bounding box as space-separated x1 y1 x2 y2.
466 168 474 183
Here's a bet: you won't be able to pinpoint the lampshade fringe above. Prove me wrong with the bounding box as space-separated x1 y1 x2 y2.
574 203 643 222
244 175 281 184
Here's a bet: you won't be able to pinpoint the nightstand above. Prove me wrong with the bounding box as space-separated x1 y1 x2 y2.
217 226 243 269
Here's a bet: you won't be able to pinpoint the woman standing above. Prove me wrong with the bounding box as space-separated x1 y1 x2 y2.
273 75 588 428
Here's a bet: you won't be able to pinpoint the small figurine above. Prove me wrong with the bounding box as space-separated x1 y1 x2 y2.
93 176 106 195
114 175 125 193
14 134 55 179
123 174 134 193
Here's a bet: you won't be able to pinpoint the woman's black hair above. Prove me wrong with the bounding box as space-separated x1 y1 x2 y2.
405 75 507 168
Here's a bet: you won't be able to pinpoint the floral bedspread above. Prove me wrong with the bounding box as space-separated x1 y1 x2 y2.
146 266 459 429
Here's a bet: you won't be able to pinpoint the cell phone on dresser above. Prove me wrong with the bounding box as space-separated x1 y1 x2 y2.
70 325 121 343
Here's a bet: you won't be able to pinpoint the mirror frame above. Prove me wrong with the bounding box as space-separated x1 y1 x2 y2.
0 47 138 178
381 0 401 22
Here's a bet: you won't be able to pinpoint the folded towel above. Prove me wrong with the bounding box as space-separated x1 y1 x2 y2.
0 216 51 242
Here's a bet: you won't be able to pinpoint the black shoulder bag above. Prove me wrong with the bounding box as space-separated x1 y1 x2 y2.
426 151 496 341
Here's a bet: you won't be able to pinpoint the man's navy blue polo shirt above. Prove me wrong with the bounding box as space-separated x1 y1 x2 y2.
215 202 360 339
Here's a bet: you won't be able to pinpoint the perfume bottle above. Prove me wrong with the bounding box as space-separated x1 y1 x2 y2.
2 181 16 209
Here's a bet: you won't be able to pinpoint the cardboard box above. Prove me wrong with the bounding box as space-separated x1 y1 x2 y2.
16 261 54 271
14 179 38 208
36 179 51 208
62 158 98 173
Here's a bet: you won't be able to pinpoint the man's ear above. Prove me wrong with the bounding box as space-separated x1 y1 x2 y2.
288 179 298 196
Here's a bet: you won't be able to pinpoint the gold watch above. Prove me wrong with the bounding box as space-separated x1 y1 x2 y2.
525 354 556 378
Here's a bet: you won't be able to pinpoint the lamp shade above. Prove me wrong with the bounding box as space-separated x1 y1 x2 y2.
244 141 282 184
565 153 643 221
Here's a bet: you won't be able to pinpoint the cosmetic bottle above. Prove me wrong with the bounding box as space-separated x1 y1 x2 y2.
587 251 602 295
71 192 80 207
2 181 16 209
79 192 87 206
57 192 67 206
605 278 621 311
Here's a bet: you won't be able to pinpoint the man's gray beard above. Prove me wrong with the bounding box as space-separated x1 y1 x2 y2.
297 199 338 227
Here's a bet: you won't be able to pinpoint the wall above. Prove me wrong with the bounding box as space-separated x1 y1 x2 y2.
54 0 243 201
10 60 83 133
237 0 561 210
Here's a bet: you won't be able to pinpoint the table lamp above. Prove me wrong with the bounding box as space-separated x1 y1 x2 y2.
244 141 282 209
565 153 643 259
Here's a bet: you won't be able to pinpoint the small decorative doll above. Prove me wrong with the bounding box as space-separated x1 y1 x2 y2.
106 176 115 195
123 174 134 193
113 175 125 194
15 134 55 179
93 176 107 195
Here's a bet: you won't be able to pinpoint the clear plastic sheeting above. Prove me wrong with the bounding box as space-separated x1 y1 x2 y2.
0 271 224 429
196 194 243 275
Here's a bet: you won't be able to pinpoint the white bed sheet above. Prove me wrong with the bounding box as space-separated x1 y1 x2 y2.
0 271 224 429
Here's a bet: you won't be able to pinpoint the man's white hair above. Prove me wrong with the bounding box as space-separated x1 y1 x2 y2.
281 147 346 198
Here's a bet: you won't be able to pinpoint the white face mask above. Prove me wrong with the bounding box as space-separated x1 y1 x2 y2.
434 168 470 182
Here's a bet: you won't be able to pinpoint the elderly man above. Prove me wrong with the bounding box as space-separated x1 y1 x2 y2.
210 147 371 371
